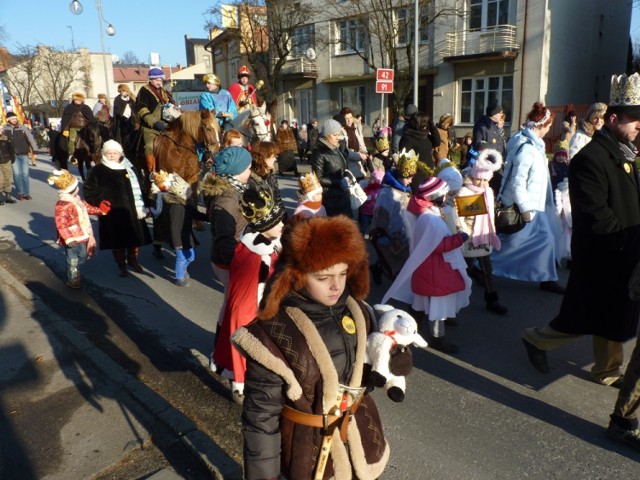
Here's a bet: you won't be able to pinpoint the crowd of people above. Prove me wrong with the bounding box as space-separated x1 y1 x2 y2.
4 66 640 476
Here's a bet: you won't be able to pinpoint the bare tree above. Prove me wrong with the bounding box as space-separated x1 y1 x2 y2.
322 0 463 112
120 50 141 65
3 44 39 109
207 0 323 115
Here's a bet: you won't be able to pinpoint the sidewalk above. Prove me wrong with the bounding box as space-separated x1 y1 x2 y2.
0 259 241 479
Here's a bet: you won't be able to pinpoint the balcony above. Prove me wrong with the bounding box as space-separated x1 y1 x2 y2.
439 25 520 63
281 55 318 78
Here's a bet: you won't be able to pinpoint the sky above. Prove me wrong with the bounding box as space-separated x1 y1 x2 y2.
0 0 218 66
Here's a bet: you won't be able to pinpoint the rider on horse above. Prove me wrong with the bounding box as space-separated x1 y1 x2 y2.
135 67 175 174
228 66 258 114
199 73 238 129
61 92 97 164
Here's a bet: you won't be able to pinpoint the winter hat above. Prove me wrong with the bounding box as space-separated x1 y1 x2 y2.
486 100 503 117
298 172 323 201
240 186 285 233
415 176 449 201
48 169 78 194
436 159 463 191
148 67 166 80
257 215 369 320
213 146 252 176
470 148 503 180
6 111 17 119
102 139 124 154
392 148 419 178
72 92 85 101
404 104 418 117
321 118 342 137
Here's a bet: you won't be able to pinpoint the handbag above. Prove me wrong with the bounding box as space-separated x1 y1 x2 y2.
344 170 367 210
494 143 526 235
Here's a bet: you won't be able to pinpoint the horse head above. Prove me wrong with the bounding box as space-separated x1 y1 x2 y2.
199 109 221 154
249 101 273 142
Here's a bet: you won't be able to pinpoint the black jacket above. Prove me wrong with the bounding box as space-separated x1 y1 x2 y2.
399 126 441 170
472 115 506 156
311 139 351 217
550 128 640 341
0 135 15 164
61 103 96 131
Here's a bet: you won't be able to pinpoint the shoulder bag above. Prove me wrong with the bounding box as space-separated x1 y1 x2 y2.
494 144 526 235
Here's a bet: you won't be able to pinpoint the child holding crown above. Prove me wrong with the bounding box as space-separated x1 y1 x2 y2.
293 171 326 218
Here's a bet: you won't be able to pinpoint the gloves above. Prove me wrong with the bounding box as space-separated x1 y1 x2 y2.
99 200 111 214
459 232 469 242
67 241 77 248
62 130 69 137
522 210 535 223
340 177 350 191
153 121 167 131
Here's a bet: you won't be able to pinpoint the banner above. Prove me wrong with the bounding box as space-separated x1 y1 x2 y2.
12 95 29 125
455 193 488 217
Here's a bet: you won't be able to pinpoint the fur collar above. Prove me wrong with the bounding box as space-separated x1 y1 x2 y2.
199 172 233 197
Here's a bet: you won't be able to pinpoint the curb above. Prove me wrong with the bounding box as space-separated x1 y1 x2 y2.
0 263 242 479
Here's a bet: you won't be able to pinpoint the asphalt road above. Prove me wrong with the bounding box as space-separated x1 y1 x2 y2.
1 154 639 479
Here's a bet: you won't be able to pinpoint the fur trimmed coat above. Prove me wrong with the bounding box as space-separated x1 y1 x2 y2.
232 293 389 480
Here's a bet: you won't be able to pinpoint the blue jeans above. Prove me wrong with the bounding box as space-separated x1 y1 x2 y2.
11 154 30 195
66 242 88 281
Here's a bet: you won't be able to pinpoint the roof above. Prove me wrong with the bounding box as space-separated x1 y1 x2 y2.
113 66 181 82
185 37 209 46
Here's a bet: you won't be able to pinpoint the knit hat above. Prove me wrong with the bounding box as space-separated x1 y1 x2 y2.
213 146 252 176
48 169 78 194
609 73 640 119
415 177 449 201
436 159 463 191
392 148 419 178
240 187 285 233
72 92 85 101
6 111 17 119
298 172 323 201
148 67 166 80
257 215 369 320
470 148 503 180
321 118 342 137
102 139 124 154
486 100 503 117
404 104 418 117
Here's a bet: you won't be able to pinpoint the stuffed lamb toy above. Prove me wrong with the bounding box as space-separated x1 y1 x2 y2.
366 304 428 402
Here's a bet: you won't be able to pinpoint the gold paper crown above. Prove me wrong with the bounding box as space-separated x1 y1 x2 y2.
298 172 322 195
239 189 275 222
47 169 78 193
375 136 390 152
393 148 419 178
610 73 640 107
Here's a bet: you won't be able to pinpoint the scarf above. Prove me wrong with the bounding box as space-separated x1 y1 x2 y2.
219 174 249 193
301 199 323 211
101 156 147 219
344 124 359 151
462 183 500 249
382 170 412 193
407 195 435 217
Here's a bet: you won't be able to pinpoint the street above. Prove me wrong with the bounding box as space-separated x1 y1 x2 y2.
1 152 639 479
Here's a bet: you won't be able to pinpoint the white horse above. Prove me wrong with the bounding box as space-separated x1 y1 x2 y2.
248 101 275 142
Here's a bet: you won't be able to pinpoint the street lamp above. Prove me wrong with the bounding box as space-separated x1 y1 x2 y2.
69 0 115 100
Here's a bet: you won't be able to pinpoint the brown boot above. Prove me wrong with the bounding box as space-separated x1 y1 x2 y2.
127 247 144 273
113 249 128 277
145 153 156 173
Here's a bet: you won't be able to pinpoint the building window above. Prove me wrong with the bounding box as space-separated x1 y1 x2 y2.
459 75 512 124
204 56 211 68
291 24 315 58
340 85 366 117
337 19 368 54
396 7 429 46
469 0 509 30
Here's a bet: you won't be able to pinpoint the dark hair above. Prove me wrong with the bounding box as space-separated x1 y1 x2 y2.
332 114 346 128
251 141 280 177
526 102 554 128
564 111 575 122
339 107 353 117
410 112 431 130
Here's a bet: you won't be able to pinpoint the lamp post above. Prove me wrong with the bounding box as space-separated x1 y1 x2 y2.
69 0 116 101
413 0 419 106
67 25 76 51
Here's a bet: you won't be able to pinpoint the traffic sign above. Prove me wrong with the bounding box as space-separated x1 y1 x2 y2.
376 68 394 81
376 81 393 94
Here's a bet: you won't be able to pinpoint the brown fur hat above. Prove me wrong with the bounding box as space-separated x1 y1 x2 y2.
258 215 370 319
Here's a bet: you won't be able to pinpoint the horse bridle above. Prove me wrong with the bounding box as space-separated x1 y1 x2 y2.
250 108 272 141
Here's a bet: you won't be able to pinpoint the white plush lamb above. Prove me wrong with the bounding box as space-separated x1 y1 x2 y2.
366 304 429 402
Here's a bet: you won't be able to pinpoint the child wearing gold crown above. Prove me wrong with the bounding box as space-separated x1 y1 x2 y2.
293 171 326 218
211 185 285 403
48 169 110 288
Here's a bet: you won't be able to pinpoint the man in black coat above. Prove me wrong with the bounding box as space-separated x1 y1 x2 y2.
521 77 640 405
473 101 506 158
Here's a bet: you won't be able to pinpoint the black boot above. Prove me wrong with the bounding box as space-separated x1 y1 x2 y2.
430 336 459 354
4 193 16 204
485 291 508 314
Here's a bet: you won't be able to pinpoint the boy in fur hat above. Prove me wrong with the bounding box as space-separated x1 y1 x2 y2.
212 186 285 403
456 148 507 314
48 169 110 288
232 215 389 480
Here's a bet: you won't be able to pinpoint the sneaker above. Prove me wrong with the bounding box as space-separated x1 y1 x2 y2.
522 338 550 373
208 353 217 373
4 195 15 204
607 422 640 452
174 277 189 287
